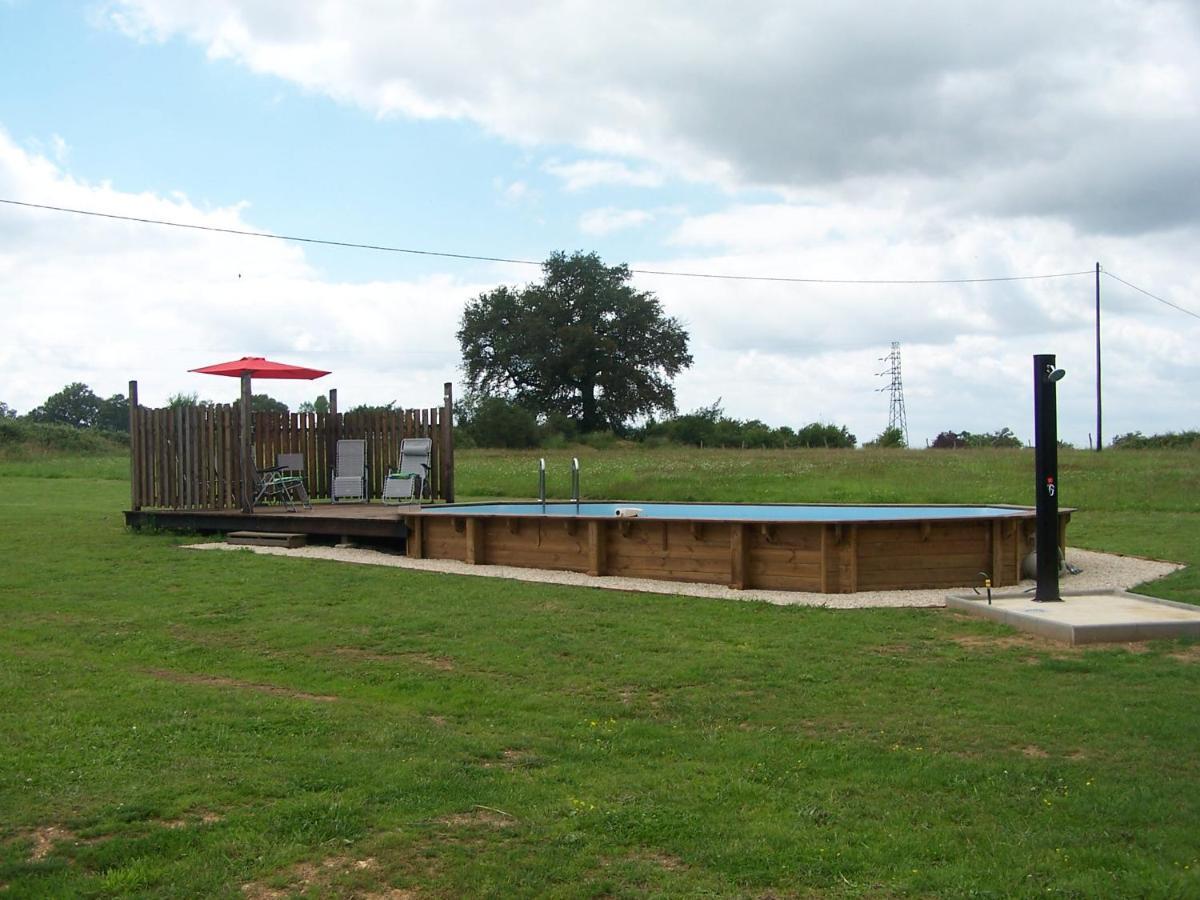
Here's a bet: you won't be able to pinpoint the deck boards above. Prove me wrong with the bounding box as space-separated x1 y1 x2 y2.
125 503 414 540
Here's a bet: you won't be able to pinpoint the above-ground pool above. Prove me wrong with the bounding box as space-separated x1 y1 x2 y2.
405 502 1071 594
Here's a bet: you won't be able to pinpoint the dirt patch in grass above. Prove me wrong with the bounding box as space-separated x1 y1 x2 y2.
435 807 517 829
25 826 76 861
953 632 1179 657
478 749 538 770
871 643 918 655
160 811 222 829
632 849 687 871
145 669 337 702
241 855 383 899
333 647 405 663
409 653 455 672
616 685 663 708
1020 745 1050 758
951 633 1059 652
333 648 455 671
1170 644 1200 663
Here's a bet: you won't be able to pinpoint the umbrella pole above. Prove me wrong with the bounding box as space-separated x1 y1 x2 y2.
240 372 253 513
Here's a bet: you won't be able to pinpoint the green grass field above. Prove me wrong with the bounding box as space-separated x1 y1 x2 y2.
1 447 1197 897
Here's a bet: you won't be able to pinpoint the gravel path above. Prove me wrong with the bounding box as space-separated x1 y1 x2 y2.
184 542 1183 609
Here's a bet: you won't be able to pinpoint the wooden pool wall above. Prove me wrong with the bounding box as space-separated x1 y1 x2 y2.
404 509 1069 593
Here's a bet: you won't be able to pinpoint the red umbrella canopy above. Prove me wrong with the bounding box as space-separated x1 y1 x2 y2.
189 356 330 380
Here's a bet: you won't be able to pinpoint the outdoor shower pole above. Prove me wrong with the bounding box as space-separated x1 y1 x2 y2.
1095 261 1102 452
240 371 253 514
1033 354 1063 602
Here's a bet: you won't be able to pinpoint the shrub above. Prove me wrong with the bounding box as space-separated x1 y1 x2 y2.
461 396 540 448
0 420 126 455
866 426 906 449
795 422 857 449
931 428 1023 449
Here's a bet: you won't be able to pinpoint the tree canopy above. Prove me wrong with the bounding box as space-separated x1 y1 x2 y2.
27 382 102 428
457 251 692 432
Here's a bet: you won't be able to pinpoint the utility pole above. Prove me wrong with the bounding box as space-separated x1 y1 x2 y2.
877 342 909 446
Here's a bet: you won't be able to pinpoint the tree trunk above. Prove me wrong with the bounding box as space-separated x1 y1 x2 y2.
580 380 599 432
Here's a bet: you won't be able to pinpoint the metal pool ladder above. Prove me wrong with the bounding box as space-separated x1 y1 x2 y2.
538 458 546 512
571 457 580 513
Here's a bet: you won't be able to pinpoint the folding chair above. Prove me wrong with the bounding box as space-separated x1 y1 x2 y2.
331 439 368 503
254 452 312 511
382 438 433 504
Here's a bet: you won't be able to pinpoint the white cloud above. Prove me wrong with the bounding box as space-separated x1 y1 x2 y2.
494 178 532 204
579 206 653 236
544 159 663 192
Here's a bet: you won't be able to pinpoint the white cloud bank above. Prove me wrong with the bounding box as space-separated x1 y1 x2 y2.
107 0 1200 234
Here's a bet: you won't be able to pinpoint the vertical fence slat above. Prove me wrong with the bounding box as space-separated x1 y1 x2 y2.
222 405 233 508
188 405 199 508
315 412 325 497
202 406 212 509
161 407 171 508
183 405 193 508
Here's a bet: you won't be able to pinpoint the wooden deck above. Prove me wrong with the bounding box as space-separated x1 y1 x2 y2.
125 503 417 541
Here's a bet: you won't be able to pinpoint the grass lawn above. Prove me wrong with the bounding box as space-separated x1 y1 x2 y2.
1 447 1197 897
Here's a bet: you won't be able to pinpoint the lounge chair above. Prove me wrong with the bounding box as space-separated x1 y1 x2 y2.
331 439 368 503
382 438 432 504
254 452 312 511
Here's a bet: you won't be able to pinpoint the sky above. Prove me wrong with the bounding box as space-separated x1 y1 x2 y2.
1 0 1198 447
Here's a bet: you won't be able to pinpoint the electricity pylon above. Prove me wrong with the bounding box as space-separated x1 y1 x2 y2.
877 341 909 446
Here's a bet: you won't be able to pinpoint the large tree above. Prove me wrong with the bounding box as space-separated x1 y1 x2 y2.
27 382 101 428
457 251 692 431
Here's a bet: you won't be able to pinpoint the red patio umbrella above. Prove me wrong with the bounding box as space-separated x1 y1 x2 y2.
190 356 331 512
188 356 330 380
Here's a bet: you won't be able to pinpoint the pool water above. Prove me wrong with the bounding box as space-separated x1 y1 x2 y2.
419 502 1028 523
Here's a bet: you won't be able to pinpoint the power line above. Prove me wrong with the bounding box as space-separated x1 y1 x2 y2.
1 197 1093 286
1101 269 1200 321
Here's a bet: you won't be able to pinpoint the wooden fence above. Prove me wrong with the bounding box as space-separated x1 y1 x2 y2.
128 382 455 510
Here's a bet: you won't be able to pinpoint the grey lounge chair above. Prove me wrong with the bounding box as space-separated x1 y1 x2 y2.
254 452 312 511
382 438 432 504
331 439 368 503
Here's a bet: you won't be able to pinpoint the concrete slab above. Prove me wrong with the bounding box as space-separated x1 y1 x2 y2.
946 589 1200 645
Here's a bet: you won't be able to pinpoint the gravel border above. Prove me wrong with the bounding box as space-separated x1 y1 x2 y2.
183 542 1183 610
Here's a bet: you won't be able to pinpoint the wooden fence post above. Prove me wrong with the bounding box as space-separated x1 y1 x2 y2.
328 388 338 497
240 372 253 513
442 381 455 502
128 380 140 510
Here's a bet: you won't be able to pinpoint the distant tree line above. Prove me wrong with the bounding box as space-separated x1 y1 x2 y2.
1111 430 1200 450
454 394 861 450
931 427 1023 449
0 383 319 434
4 382 1195 454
